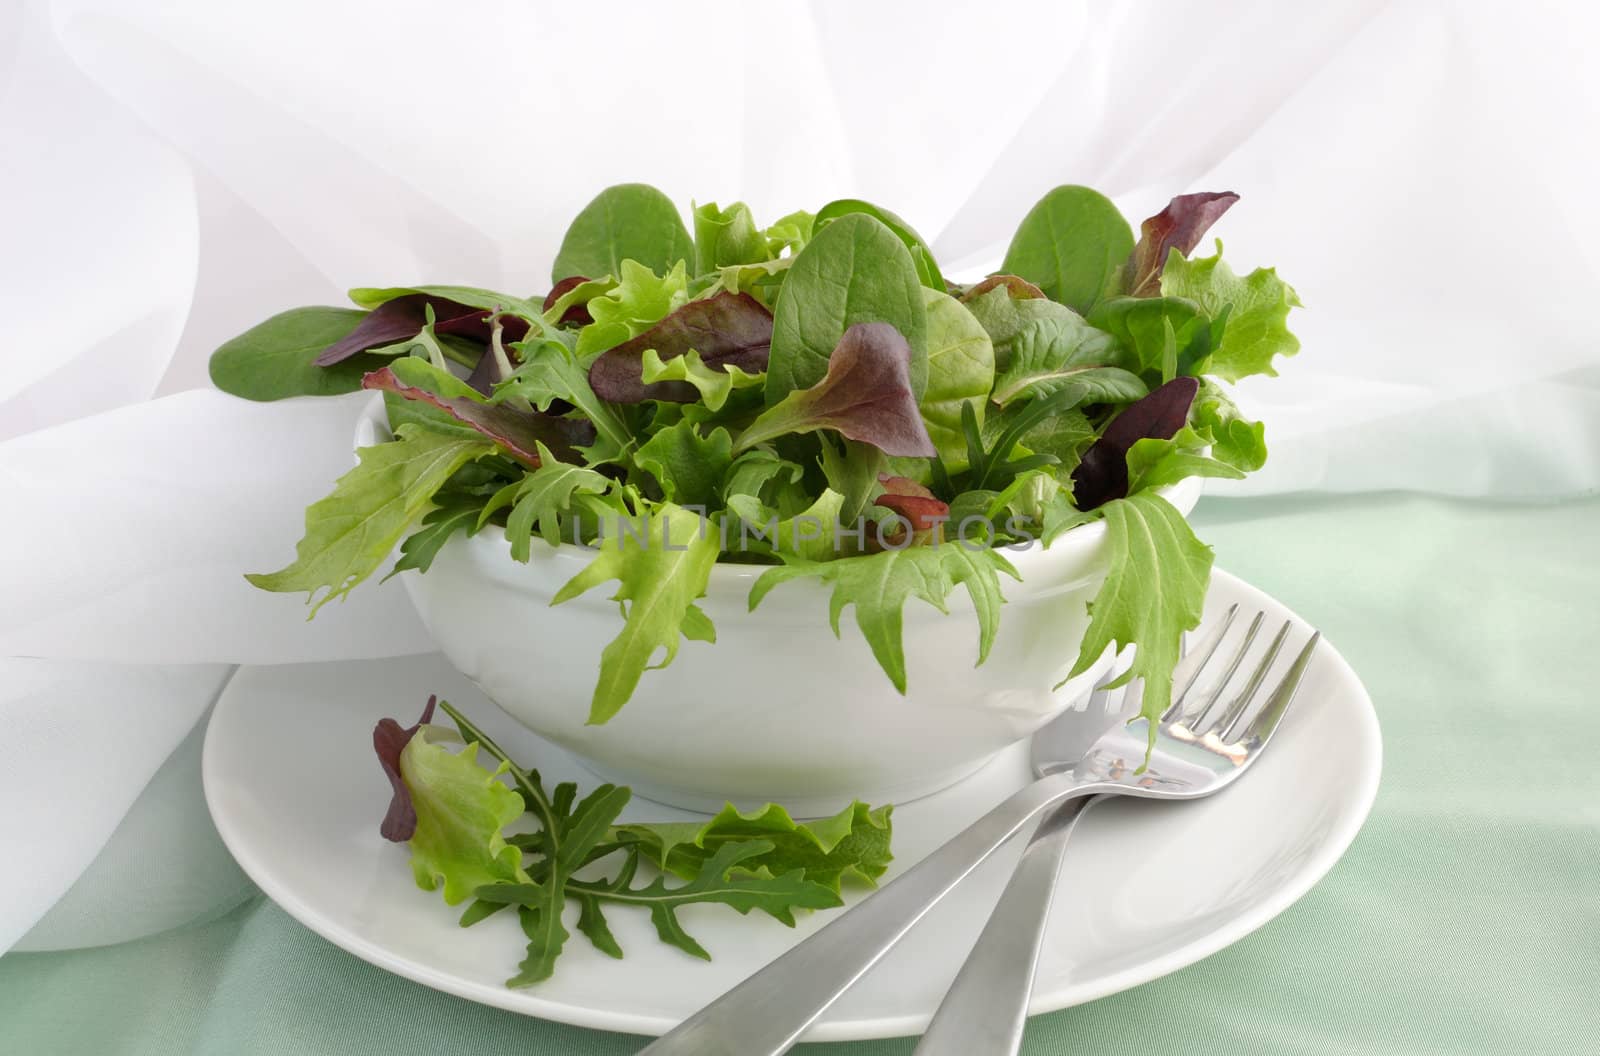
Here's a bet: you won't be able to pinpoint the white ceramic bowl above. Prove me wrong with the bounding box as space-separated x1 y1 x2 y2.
361 401 1203 814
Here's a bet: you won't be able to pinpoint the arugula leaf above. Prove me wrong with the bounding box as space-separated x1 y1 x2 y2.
1002 185 1134 314
635 421 734 508
737 323 936 458
1124 191 1239 297
766 212 929 403
496 340 634 464
1191 379 1267 471
209 307 384 401
551 503 722 723
1160 242 1302 381
400 726 531 904
246 426 494 613
1065 492 1214 751
551 183 694 283
588 291 772 404
814 198 945 290
615 800 893 892
963 283 1088 371
477 444 614 560
991 316 1144 408
363 359 594 467
576 259 690 359
919 288 995 470
385 503 482 580
750 543 1019 693
694 201 770 272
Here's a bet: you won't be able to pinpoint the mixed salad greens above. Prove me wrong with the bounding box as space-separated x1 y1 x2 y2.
217 183 1299 742
376 696 893 985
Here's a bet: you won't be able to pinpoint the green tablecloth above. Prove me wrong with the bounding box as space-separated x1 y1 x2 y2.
4 493 1597 1054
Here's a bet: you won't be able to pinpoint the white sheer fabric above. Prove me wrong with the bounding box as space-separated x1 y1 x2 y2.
3 0 1596 952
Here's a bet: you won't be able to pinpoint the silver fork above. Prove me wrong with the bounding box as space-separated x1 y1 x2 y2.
640 606 1320 1056
912 605 1311 1053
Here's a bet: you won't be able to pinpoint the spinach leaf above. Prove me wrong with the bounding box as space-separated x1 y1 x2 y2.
766 213 928 403
552 183 694 283
814 198 944 291
209 306 381 401
1002 185 1134 314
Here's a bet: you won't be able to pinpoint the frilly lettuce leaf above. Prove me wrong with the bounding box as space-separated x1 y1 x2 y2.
575 259 690 358
640 347 764 412
400 725 530 904
1160 241 1302 381
634 422 735 508
1126 426 1247 493
588 290 772 404
1191 379 1268 471
694 201 771 273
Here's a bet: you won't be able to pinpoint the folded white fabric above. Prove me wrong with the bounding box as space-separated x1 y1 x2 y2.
3 0 1597 955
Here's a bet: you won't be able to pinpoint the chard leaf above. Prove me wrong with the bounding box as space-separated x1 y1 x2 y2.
635 422 734 508
920 288 995 470
694 201 770 272
767 213 928 403
363 359 593 466
496 340 634 464
814 198 945 290
480 445 613 560
551 183 694 284
588 291 773 404
640 348 764 412
209 306 383 401
614 800 894 893
991 316 1144 408
737 323 936 458
963 283 1088 371
399 726 530 904
749 543 1020 693
1160 242 1302 381
1192 379 1267 471
551 503 722 723
1066 492 1214 752
576 260 690 359
1002 185 1134 314
373 695 438 841
246 426 494 613
1070 377 1199 511
1125 192 1240 297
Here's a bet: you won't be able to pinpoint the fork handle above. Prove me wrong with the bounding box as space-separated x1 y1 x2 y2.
912 795 1101 1055
638 771 1087 1056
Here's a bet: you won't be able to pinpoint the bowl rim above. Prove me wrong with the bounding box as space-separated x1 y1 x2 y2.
356 394 1204 587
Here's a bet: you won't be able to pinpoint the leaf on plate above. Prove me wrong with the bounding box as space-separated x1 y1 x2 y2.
400 725 531 905
372 695 438 841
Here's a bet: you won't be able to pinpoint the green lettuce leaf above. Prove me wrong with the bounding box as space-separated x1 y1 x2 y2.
750 543 1020 693
694 201 771 272
919 288 995 470
722 448 811 517
246 426 494 613
1066 492 1214 749
640 347 764 412
762 209 815 256
1191 379 1268 471
635 422 735 508
1001 185 1134 314
1126 426 1247 493
575 259 690 359
551 503 722 723
400 727 530 904
963 283 1088 371
1159 242 1302 381
552 183 694 283
614 800 894 893
991 316 1145 408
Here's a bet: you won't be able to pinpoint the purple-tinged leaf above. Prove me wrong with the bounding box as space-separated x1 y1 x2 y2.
362 364 594 467
374 695 437 842
542 276 596 326
589 292 774 404
736 323 936 458
960 274 1046 303
315 294 529 366
1070 376 1199 511
1124 192 1240 298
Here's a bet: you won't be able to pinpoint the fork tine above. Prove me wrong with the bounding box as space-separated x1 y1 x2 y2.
1161 603 1239 722
1206 620 1291 740
1181 611 1264 731
1238 631 1322 746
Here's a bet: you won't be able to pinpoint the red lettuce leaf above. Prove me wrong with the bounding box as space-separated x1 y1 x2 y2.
589 291 773 404
738 323 937 458
1070 376 1198 510
374 695 438 842
315 294 529 366
873 476 950 547
542 276 596 326
1124 192 1240 298
361 365 594 466
960 274 1046 303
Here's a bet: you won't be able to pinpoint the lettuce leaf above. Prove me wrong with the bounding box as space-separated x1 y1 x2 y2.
1160 241 1302 381
635 422 735 508
399 726 531 904
991 316 1144 408
1191 379 1268 471
919 288 995 470
246 425 494 613
575 260 690 359
694 201 771 272
640 348 764 412
1124 192 1239 297
551 502 722 723
1065 492 1214 751
588 291 772 404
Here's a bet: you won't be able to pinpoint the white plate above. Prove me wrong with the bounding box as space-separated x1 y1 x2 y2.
203 569 1381 1042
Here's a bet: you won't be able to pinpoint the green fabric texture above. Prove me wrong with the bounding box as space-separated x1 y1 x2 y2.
2 494 1597 1054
